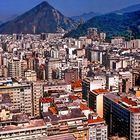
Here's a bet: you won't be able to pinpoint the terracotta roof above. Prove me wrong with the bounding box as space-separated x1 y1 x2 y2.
49 107 57 114
40 97 53 103
69 95 79 101
80 103 89 111
71 80 82 89
92 89 109 95
127 107 140 113
121 97 137 106
88 117 105 124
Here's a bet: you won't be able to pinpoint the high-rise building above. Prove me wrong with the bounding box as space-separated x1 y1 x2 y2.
82 77 106 101
26 57 34 70
119 71 133 93
104 93 140 140
106 73 119 92
8 58 27 78
89 89 109 118
64 68 79 84
32 81 44 117
45 58 62 81
100 32 106 41
0 78 33 116
25 70 37 81
88 28 98 38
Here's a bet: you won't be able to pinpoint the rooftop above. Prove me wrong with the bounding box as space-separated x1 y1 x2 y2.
49 107 57 114
105 93 140 113
40 97 53 103
43 108 86 124
92 89 109 95
71 80 82 89
121 97 137 106
88 116 105 124
69 95 79 101
0 119 45 133
128 107 140 113
37 134 76 140
80 102 89 111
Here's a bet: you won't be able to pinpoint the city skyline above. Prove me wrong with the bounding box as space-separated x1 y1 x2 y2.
0 1 140 140
0 0 140 18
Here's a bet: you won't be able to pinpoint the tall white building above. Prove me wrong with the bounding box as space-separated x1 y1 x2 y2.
8 57 27 78
0 78 33 116
32 81 44 117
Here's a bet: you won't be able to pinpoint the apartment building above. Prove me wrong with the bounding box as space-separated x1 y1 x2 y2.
89 89 109 118
104 93 140 140
32 81 44 117
8 57 27 78
0 78 33 116
82 77 106 101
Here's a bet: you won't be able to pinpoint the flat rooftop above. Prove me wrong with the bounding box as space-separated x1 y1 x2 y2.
88 117 105 124
40 97 53 103
0 119 45 133
36 134 76 140
105 93 140 113
91 89 109 95
43 108 86 124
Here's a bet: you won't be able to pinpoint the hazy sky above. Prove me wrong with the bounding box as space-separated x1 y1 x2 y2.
0 0 140 17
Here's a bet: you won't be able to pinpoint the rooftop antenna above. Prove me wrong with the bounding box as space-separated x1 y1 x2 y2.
33 25 36 34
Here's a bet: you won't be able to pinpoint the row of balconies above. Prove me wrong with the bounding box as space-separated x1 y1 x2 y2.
0 129 47 139
1 133 46 140
47 124 88 136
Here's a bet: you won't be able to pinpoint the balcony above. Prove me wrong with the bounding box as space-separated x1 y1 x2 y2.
47 130 60 136
68 125 78 133
59 125 69 131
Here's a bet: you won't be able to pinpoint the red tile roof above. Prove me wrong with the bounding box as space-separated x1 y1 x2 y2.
121 97 137 106
88 117 105 124
40 97 53 103
92 89 109 95
128 107 140 113
49 107 57 114
71 80 82 89
69 95 79 101
80 103 89 111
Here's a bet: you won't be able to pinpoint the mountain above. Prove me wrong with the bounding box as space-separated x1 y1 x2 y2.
0 1 77 34
65 10 140 39
2 14 18 23
0 14 18 24
71 12 100 22
115 3 140 14
0 14 13 25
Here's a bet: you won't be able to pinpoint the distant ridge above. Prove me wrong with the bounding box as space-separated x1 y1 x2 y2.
65 9 140 39
71 12 101 22
114 3 140 14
